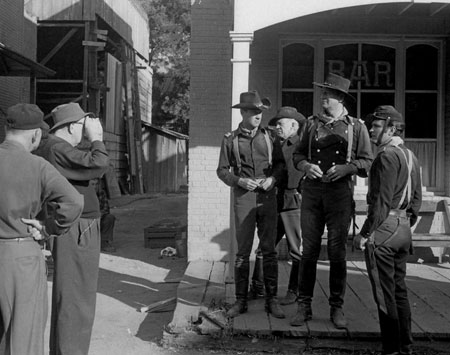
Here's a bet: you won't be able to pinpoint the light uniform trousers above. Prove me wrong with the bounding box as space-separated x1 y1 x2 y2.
0 239 47 355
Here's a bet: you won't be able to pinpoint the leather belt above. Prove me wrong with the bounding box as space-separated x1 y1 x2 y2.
0 237 34 242
389 209 407 218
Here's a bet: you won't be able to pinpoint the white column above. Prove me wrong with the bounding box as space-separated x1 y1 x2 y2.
226 31 253 283
230 31 253 129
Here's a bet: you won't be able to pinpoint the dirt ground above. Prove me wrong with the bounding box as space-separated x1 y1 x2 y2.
42 192 448 355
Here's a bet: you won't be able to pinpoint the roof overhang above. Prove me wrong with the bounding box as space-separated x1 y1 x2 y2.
0 42 55 78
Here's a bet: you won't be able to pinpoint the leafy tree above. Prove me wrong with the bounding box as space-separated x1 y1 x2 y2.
137 0 190 134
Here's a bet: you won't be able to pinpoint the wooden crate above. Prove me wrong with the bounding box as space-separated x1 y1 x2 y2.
144 221 187 249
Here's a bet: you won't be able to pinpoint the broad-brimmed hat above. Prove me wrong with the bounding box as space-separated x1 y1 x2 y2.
269 106 306 126
231 90 271 110
313 73 355 101
365 105 404 125
6 103 49 130
49 103 94 132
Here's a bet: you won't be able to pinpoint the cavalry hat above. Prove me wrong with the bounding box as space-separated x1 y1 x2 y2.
313 73 355 101
365 105 404 124
6 103 49 130
50 103 94 132
231 90 271 110
268 106 306 126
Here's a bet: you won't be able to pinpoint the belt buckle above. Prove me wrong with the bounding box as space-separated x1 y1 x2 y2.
321 175 331 183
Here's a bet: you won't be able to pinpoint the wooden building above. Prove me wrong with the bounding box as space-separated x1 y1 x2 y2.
0 1 55 142
26 0 152 194
188 0 450 261
141 123 188 193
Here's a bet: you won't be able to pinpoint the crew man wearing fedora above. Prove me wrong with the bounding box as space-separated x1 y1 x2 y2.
217 91 285 318
354 106 422 355
0 104 83 355
251 107 306 305
35 102 109 355
292 73 373 328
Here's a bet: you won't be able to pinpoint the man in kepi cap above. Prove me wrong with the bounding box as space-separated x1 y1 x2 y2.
250 107 306 305
292 73 373 328
354 105 422 355
0 103 83 355
35 102 109 355
217 91 286 318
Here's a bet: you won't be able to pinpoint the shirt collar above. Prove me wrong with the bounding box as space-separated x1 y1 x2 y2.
318 107 349 125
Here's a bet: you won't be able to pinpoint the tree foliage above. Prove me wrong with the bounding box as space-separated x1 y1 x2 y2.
137 0 190 134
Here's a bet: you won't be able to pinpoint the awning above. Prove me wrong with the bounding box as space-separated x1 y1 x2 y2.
0 42 55 78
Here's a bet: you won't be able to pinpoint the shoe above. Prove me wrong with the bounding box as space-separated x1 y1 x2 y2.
290 303 312 326
279 290 297 305
248 284 265 299
330 307 347 329
265 299 285 319
226 300 248 318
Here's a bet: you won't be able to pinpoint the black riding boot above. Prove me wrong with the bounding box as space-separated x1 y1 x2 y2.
280 259 299 305
249 250 264 298
329 260 347 328
227 257 249 318
291 259 316 326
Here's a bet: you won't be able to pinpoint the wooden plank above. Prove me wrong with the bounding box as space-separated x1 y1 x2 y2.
345 262 381 337
311 262 347 337
169 260 213 331
199 261 227 334
406 264 450 327
233 298 271 336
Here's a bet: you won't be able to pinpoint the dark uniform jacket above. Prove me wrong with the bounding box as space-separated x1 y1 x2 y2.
278 134 304 210
293 112 373 179
217 124 284 189
360 142 422 236
0 140 83 239
35 135 109 219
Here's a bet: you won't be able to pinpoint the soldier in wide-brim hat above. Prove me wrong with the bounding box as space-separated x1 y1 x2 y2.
291 73 373 329
217 90 286 319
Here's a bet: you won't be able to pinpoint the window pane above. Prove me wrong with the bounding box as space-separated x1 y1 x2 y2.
324 44 358 82
282 44 314 89
360 93 395 121
281 92 313 117
406 45 438 90
361 44 395 90
405 93 437 138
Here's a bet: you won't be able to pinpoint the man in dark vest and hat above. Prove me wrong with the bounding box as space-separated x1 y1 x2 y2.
217 90 285 318
35 102 109 355
250 106 306 305
292 73 373 328
354 105 422 355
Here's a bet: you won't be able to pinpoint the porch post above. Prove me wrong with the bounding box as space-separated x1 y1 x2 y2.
227 31 253 282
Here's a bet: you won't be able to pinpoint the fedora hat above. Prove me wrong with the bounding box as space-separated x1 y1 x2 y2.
6 103 49 130
49 103 94 132
270 106 306 125
313 73 355 101
231 90 271 110
365 105 404 124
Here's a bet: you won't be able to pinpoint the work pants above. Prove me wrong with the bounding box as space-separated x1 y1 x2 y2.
365 214 413 355
298 179 352 308
100 213 115 247
233 187 278 301
0 239 47 355
50 218 101 355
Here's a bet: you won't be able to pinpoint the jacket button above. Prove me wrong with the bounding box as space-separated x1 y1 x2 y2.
336 151 339 154
345 130 348 134
318 160 321 164
332 162 336 166
317 149 320 152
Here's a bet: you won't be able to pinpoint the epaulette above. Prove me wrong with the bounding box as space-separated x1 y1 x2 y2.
224 132 232 138
307 115 316 121
358 118 365 124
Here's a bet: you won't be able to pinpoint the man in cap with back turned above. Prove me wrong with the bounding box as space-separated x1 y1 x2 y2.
354 105 422 355
35 102 109 355
292 73 373 328
217 90 286 318
0 103 83 355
